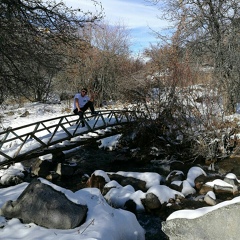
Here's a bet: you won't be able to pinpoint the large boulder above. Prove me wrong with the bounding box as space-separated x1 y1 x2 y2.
0 179 87 229
162 202 240 239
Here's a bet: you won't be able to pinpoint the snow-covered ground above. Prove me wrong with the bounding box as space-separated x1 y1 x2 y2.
0 178 145 240
1 100 240 239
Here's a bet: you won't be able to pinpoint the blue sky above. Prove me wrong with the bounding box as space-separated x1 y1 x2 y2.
62 0 171 55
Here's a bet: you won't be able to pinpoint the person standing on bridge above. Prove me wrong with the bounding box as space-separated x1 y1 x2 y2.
73 88 98 127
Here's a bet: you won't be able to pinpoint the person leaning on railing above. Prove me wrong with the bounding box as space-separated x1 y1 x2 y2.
73 88 98 127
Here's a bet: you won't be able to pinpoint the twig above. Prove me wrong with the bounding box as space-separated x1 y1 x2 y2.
80 219 95 234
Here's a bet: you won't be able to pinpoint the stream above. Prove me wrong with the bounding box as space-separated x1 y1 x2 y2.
53 144 169 240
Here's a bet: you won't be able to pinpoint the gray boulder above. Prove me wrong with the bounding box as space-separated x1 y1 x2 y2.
0 179 87 229
162 202 240 239
141 192 162 212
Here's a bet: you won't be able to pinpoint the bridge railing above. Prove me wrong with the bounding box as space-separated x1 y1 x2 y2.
0 110 144 166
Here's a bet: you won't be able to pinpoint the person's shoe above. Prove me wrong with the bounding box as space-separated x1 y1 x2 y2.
91 111 99 116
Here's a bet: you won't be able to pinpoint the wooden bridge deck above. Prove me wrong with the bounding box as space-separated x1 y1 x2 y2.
0 110 144 167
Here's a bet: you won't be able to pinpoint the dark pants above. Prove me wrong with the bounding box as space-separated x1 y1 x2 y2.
73 101 95 120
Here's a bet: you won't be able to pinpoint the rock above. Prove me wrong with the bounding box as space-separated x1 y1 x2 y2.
194 175 208 190
31 159 54 177
0 174 24 186
6 111 14 116
141 192 162 211
0 165 25 186
166 170 184 185
104 184 135 209
217 156 240 176
186 166 207 187
46 171 59 181
124 199 137 214
169 181 182 192
181 180 196 196
108 173 147 191
214 183 233 194
199 184 213 195
224 173 240 187
20 111 30 117
86 173 108 192
162 202 240 240
102 180 122 195
0 179 88 229
141 185 184 216
202 179 235 200
204 191 216 206
56 162 78 176
169 180 196 197
195 174 223 192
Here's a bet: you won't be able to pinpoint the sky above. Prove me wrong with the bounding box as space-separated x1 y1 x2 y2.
1 100 240 239
62 0 171 55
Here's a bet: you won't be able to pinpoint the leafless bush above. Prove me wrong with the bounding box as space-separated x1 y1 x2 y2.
123 82 239 162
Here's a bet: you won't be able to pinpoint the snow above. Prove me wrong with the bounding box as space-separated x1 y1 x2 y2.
0 101 132 162
206 191 216 200
181 180 196 196
0 163 25 185
225 173 240 182
104 180 122 188
0 102 146 239
167 196 240 220
92 170 110 182
112 171 162 189
205 179 233 188
97 134 122 150
186 166 207 187
0 180 145 240
1 100 240 238
146 185 184 204
105 184 136 208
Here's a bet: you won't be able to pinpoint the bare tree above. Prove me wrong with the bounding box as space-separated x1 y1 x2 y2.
124 28 233 162
0 0 103 103
52 20 143 107
147 0 240 114
70 21 133 105
91 21 131 100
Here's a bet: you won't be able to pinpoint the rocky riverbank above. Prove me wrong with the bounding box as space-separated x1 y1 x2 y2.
1 142 240 240
14 144 239 239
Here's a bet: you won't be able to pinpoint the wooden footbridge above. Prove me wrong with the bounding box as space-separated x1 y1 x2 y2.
0 110 144 168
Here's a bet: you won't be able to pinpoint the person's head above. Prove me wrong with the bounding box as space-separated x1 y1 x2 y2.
80 88 88 96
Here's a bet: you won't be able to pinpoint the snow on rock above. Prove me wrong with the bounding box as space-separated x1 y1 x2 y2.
0 163 25 186
97 134 122 151
104 185 135 208
92 170 111 182
115 171 162 189
146 185 184 204
204 191 216 206
186 166 207 187
0 180 145 240
181 180 196 196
